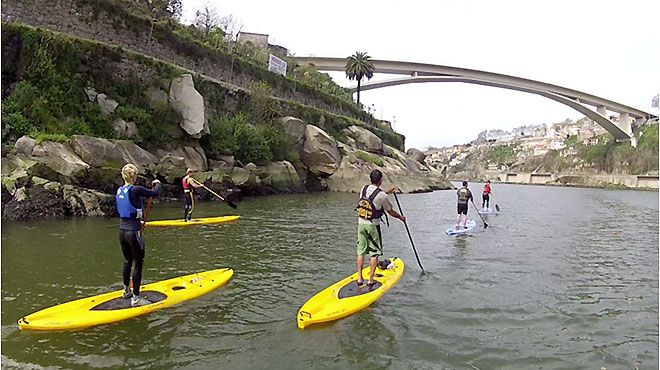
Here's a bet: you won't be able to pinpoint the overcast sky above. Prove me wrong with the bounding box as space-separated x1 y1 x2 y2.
182 0 659 150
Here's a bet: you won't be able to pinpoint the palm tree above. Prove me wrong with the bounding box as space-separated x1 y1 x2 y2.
345 51 375 106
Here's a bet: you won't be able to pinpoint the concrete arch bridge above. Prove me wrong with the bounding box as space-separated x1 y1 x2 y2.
295 57 657 146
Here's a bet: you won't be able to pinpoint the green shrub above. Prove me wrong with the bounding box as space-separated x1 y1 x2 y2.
207 112 292 164
34 133 68 144
356 151 384 166
485 144 517 165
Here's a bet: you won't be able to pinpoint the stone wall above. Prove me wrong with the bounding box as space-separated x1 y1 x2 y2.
1 0 374 124
495 172 659 189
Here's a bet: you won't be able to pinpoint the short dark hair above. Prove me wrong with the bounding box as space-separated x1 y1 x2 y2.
370 169 383 184
462 181 468 187
486 180 491 183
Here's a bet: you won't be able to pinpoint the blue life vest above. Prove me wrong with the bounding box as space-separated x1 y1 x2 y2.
116 185 142 219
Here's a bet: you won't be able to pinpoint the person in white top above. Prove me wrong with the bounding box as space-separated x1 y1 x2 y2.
355 169 406 287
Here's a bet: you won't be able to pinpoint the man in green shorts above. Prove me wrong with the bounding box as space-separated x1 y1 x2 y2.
355 169 406 287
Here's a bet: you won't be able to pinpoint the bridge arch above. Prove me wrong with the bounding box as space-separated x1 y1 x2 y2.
294 57 656 143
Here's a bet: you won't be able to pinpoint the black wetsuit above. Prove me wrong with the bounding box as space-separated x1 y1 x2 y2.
119 184 160 296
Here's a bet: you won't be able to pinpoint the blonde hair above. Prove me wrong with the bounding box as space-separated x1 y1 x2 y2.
121 163 138 183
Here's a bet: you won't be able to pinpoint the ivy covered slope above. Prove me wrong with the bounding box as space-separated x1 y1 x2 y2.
1 23 451 220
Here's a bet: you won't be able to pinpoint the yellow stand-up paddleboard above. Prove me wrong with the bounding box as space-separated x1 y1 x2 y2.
297 257 404 329
18 268 233 331
145 215 240 227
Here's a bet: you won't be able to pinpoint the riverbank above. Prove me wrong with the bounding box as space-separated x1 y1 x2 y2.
1 132 452 221
452 173 659 191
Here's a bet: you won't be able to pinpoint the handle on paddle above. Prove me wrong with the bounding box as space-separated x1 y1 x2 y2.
190 178 238 209
471 199 488 229
393 191 424 272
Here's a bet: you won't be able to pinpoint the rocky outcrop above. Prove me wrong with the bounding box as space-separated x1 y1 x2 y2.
31 141 90 183
169 74 207 138
326 145 453 193
156 145 207 172
301 125 341 176
2 182 115 220
156 154 186 183
113 118 140 140
258 161 305 193
344 125 384 154
13 135 35 156
279 116 306 150
96 93 118 115
406 148 426 163
69 135 157 173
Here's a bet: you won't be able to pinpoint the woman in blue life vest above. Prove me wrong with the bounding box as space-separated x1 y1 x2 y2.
116 163 161 307
355 169 406 287
182 168 203 221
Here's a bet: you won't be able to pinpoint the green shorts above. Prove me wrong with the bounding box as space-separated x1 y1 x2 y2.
356 223 383 257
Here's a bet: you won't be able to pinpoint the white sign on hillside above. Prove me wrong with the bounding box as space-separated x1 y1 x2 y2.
268 54 287 77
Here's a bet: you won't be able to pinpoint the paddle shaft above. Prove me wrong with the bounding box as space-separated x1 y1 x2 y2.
392 191 424 272
470 199 488 229
190 178 238 209
136 175 155 233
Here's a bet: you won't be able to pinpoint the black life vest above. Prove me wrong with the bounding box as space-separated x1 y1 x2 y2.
356 185 384 221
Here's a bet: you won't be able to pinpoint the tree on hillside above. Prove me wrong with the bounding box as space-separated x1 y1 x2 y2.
193 4 221 37
138 0 182 20
220 14 244 43
345 51 375 105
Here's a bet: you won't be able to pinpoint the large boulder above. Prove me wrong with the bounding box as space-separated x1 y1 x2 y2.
258 161 305 193
301 125 342 176
406 148 427 163
279 116 306 150
113 118 140 140
31 141 90 182
96 93 118 115
69 135 157 173
169 74 207 138
156 145 207 173
13 136 35 156
344 125 384 154
156 154 186 183
231 166 260 188
209 155 234 172
115 140 159 172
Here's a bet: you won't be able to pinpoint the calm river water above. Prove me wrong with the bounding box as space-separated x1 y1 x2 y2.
1 183 658 369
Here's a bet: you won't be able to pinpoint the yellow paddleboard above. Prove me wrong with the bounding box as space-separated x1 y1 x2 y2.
18 268 233 331
297 257 404 329
145 215 240 227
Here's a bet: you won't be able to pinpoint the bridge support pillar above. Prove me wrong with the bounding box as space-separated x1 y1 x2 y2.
597 105 607 116
617 112 632 135
629 117 646 148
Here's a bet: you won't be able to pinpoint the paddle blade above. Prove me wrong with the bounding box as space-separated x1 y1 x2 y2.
226 200 238 209
495 204 501 212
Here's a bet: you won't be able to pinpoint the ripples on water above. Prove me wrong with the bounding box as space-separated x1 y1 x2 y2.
1 185 658 369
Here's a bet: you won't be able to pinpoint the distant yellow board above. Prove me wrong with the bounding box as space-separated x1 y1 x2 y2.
296 257 404 329
145 215 240 227
18 268 233 331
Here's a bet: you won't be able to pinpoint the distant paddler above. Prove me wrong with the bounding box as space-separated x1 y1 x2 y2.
482 180 492 209
456 180 473 229
182 168 203 222
355 169 406 287
116 164 161 307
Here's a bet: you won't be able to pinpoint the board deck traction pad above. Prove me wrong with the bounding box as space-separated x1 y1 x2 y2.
337 277 384 299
